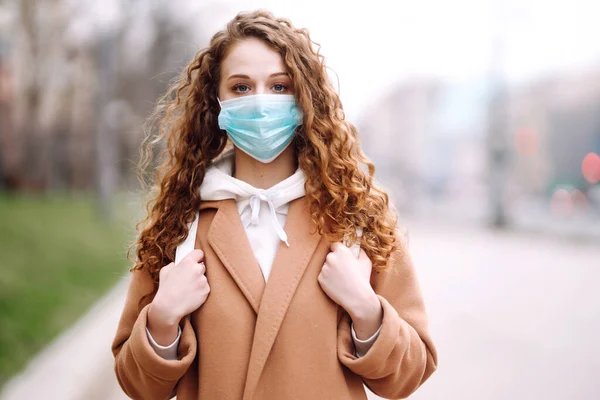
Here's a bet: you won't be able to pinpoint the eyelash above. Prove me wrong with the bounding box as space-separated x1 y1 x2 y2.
231 83 289 93
272 83 288 92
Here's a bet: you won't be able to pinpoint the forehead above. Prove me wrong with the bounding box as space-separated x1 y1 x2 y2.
221 37 287 76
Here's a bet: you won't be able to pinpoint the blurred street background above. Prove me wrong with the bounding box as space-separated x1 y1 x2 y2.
1 0 599 399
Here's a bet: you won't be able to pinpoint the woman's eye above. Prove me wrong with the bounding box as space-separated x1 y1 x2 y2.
272 84 287 93
233 84 250 93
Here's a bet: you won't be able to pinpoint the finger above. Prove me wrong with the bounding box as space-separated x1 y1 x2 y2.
197 261 206 275
358 249 372 267
185 249 205 263
325 251 337 265
349 243 361 258
317 270 326 285
330 242 347 252
319 263 332 281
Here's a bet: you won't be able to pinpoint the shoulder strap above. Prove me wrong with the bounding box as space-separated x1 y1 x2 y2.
175 212 199 265
173 200 223 265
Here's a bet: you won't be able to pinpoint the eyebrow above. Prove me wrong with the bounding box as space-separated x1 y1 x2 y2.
227 72 289 81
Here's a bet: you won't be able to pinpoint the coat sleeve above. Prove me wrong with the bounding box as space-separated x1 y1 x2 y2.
337 235 438 399
111 268 197 400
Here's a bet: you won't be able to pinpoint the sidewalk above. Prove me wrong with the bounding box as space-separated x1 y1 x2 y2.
0 278 129 400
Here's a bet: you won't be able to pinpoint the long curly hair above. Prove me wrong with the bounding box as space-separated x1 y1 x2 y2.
131 10 399 287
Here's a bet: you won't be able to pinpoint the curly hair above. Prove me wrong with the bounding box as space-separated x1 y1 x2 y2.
131 10 399 288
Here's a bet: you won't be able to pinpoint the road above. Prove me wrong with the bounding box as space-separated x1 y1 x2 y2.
368 219 600 400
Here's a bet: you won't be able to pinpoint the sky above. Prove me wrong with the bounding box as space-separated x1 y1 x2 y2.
194 0 600 120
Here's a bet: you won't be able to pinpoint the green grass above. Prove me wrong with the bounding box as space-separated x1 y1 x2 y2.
0 194 134 386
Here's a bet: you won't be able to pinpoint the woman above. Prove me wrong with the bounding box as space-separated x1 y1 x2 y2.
112 10 437 400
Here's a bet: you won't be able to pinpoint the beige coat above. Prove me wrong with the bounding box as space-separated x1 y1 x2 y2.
112 198 437 400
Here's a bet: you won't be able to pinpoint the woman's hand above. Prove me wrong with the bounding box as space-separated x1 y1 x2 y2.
318 242 383 339
147 249 210 345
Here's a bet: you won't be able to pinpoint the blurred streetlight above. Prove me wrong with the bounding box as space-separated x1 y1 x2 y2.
92 0 123 220
487 1 510 229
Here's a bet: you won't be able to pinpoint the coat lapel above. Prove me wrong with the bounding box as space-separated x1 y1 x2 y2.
242 197 323 400
206 199 266 314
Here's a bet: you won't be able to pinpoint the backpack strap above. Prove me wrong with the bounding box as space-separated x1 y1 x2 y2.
175 213 199 265
174 200 222 265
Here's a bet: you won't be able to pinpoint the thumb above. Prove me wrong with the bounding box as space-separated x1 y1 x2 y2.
159 262 175 280
357 249 372 278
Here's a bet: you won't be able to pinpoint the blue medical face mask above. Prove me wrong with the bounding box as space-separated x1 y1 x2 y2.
217 94 303 163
